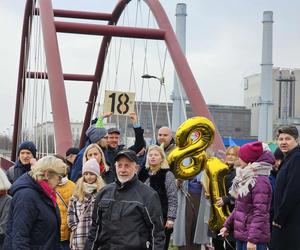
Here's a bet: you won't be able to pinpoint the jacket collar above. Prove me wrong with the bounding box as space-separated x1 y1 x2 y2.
116 174 138 190
284 145 300 159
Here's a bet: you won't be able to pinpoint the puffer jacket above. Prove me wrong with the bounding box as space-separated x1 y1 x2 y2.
224 175 272 244
56 180 75 241
3 173 61 250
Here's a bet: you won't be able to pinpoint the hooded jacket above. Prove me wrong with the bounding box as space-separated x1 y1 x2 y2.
3 173 61 250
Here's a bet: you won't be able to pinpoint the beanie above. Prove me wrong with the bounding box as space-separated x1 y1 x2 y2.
17 141 37 158
85 126 107 143
82 158 100 177
238 141 263 164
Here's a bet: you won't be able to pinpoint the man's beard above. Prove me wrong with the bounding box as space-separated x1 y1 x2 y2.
117 174 134 183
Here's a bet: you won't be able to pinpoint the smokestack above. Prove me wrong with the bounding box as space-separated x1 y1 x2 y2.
171 3 188 131
258 11 273 141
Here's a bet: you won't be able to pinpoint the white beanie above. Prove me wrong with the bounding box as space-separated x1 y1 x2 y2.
82 158 100 177
0 168 11 190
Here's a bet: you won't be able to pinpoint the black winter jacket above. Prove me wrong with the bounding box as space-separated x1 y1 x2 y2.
221 165 236 212
3 173 61 250
271 145 300 250
84 175 165 250
6 160 31 184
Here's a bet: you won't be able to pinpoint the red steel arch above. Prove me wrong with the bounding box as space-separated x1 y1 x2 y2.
12 0 224 160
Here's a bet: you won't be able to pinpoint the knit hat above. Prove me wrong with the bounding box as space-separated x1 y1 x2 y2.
238 141 263 164
82 158 100 177
17 141 37 158
85 126 107 143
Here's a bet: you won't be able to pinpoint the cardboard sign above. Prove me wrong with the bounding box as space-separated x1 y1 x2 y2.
103 90 135 115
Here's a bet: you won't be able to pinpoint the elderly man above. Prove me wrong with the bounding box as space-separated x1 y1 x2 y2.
85 149 165 250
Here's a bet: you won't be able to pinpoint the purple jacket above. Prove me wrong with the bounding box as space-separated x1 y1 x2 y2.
224 175 272 244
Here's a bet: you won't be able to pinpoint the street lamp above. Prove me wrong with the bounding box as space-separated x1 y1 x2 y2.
141 74 164 85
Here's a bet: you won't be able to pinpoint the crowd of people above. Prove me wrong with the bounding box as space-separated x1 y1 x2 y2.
0 113 299 250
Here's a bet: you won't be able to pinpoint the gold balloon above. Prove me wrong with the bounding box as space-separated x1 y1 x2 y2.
167 116 215 180
205 157 231 232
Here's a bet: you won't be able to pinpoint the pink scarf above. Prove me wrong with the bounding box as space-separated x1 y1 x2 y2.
38 180 57 207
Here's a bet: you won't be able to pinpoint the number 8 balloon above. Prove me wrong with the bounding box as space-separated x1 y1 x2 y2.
167 116 215 180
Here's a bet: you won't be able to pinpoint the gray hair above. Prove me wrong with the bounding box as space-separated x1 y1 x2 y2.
29 155 67 181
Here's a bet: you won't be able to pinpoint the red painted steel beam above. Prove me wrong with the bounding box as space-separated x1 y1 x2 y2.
12 0 34 161
34 8 112 21
39 0 73 155
80 0 132 147
144 0 225 152
26 72 95 82
53 9 112 21
55 21 165 40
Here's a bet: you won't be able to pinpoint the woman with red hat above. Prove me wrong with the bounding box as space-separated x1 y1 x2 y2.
219 141 273 250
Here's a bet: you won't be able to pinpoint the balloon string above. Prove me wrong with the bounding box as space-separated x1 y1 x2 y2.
224 237 235 250
180 186 235 250
179 186 197 216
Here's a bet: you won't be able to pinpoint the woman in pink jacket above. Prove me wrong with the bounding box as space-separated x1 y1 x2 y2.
219 141 273 250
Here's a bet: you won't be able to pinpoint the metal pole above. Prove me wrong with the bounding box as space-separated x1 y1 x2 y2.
258 11 273 141
171 3 188 132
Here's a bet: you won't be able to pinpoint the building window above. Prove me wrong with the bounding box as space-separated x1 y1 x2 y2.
244 78 249 90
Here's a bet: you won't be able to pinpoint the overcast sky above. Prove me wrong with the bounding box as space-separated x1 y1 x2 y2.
1 0 300 134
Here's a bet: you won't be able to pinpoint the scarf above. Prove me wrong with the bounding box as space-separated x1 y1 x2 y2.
38 180 57 207
83 182 97 194
229 162 272 199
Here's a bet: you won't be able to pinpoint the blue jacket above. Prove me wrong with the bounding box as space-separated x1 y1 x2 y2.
3 173 61 250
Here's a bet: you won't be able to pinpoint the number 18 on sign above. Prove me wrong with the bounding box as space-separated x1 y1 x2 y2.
103 90 135 115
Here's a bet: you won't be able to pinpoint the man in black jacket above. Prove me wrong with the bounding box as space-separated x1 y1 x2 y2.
6 141 37 184
270 126 300 250
85 149 165 250
106 112 145 173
